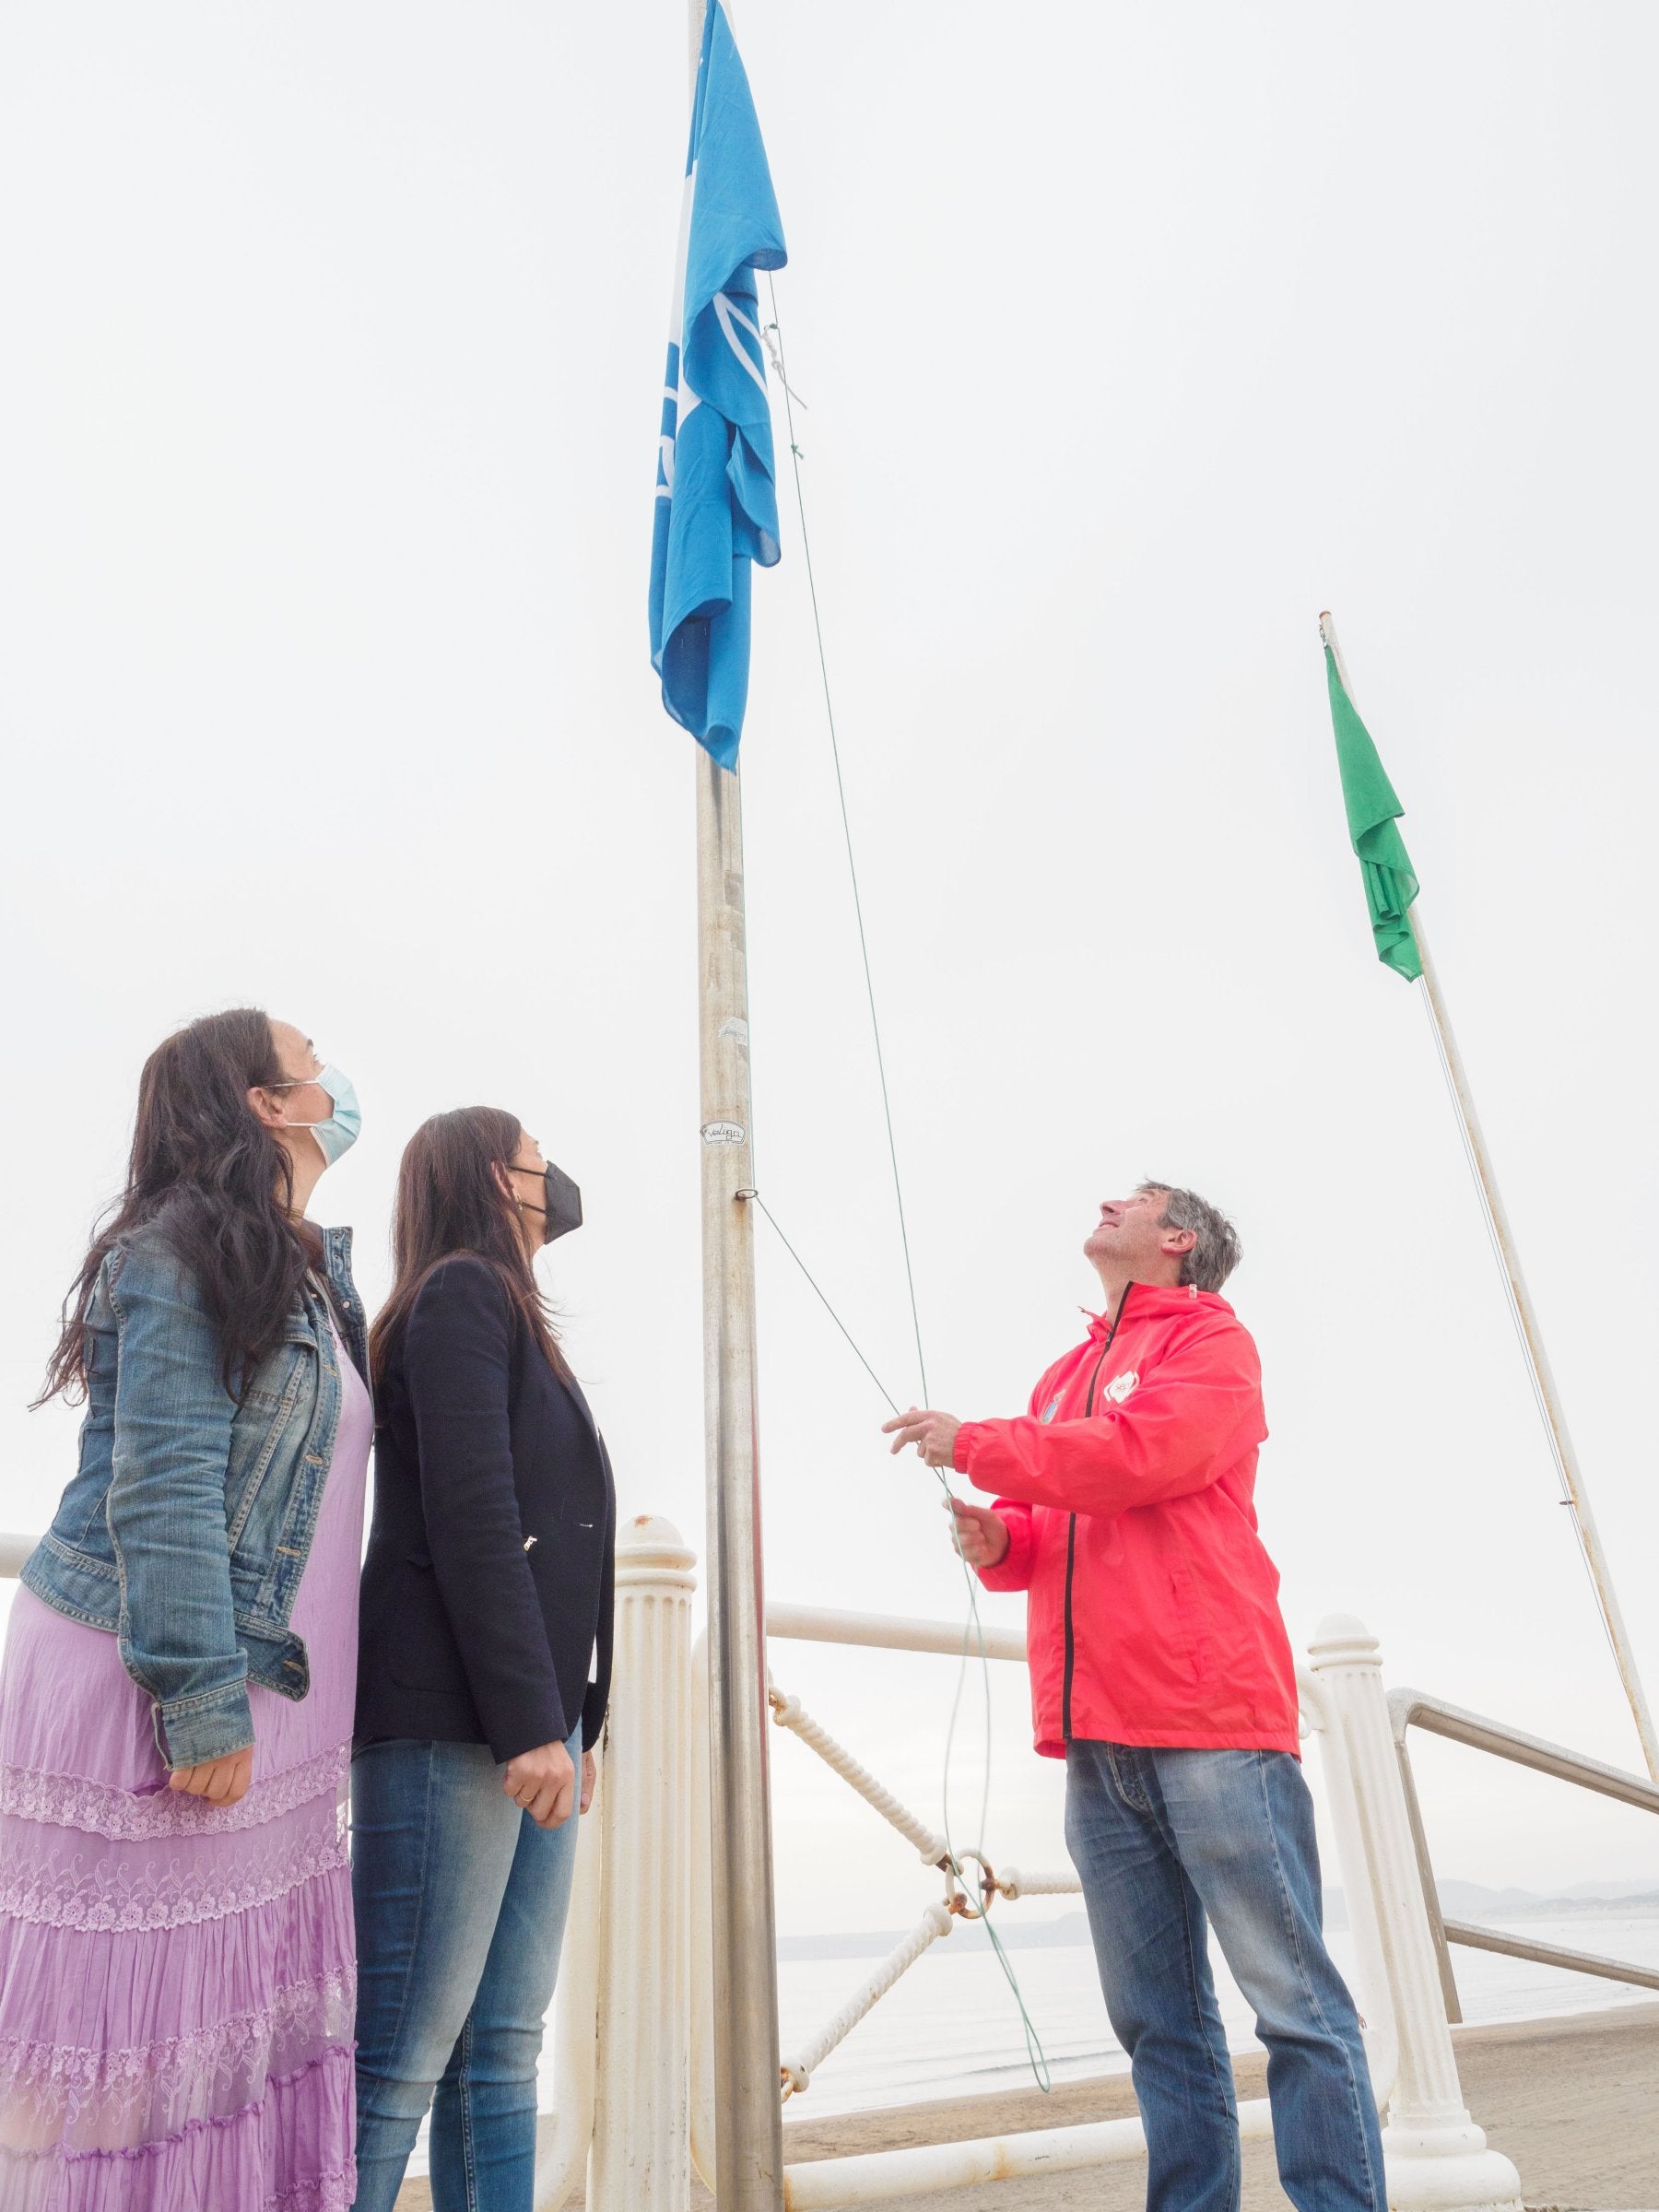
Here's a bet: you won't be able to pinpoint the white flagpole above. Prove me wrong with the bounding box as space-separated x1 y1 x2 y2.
686 5 786 2206
1320 612 1659 1783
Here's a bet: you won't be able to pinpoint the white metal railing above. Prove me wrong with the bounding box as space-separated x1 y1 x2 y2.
683 1597 1523 2212
1388 1687 1659 2021
0 1525 1530 2212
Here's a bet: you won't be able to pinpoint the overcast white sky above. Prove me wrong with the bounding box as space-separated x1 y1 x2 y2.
3 3 1658 1936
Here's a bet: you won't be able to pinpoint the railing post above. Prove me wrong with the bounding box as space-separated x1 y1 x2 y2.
1295 1665 1399 2105
588 1513 698 2212
1394 1729 1465 2024
1308 1615 1523 2212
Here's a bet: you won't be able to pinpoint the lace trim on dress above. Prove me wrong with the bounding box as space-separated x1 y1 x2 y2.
0 1970 355 2151
0 1799 347 1931
0 1745 347 1841
0 2053 354 2197
268 2165 356 2212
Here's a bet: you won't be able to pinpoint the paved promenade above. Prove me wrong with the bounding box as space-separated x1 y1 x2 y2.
395 1998 1659 2211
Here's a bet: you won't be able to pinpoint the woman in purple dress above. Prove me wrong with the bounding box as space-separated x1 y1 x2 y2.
0 1008 371 2211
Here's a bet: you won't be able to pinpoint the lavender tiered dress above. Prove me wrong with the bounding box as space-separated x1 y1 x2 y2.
0 1326 371 2211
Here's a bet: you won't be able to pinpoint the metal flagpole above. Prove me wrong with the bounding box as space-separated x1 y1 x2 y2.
1320 614 1659 1783
684 7 785 2201
696 751 785 2206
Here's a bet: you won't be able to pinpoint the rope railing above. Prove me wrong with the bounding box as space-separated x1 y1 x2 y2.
781 1903 956 2096
766 1680 947 1864
995 1865 1082 1901
766 1670 1069 2100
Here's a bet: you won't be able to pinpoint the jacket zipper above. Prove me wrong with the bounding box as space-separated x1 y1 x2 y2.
1062 1281 1134 1745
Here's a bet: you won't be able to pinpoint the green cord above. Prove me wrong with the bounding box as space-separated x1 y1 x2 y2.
749 1181 1056 2091
934 1456 1053 2092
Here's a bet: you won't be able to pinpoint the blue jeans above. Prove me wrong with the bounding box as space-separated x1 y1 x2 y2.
1065 1741 1384 2212
350 1730 582 2212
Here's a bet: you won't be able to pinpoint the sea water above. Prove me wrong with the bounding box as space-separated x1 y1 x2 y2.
772 1912 1659 2117
402 1911 1659 2173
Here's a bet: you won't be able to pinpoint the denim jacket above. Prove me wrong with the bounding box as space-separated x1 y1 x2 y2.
21 1215 368 1769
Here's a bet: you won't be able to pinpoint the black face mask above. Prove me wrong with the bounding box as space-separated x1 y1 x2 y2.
517 1162 583 1246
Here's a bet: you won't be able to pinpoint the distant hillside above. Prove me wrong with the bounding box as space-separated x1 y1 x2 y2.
1434 1879 1659 1922
777 1912 1093 1959
777 1883 1659 1959
1259 1881 1659 1933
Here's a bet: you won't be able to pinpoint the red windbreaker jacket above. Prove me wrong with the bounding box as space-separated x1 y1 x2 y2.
956 1282 1300 1758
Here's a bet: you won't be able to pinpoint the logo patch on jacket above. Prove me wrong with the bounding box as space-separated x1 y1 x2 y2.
1101 1369 1139 1405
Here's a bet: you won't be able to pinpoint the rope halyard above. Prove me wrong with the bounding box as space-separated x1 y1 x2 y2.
763 274 928 1408
760 278 1053 2097
931 1471 1054 2093
745 1193 902 1416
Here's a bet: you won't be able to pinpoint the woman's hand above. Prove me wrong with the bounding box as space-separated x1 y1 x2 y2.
168 1747 254 1805
503 1738 576 1829
580 1747 596 1815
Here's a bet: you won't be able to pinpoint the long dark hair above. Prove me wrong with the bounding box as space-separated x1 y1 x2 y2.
39 1007 316 1404
371 1106 567 1392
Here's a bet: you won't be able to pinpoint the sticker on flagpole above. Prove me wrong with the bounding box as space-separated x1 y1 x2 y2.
701 1121 747 1146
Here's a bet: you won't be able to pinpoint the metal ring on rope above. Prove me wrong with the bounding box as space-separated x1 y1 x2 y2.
942 1848 999 1921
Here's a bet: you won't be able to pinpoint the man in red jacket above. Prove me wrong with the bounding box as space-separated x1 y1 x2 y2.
884 1183 1383 2212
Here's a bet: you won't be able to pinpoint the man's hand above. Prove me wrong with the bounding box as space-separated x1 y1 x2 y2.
580 1747 597 1815
503 1739 577 1830
168 1746 254 1806
882 1406 962 1468
948 1498 1011 1570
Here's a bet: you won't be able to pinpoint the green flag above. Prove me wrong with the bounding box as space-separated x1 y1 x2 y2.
1324 643 1422 982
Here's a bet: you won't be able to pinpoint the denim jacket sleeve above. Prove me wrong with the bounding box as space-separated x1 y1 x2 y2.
104 1241 254 1769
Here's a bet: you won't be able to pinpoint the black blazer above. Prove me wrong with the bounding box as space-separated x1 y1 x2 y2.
356 1254 616 1764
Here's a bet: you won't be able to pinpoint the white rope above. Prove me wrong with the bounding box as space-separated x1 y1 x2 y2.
766 1675 1073 2096
769 1681 948 1864
782 1903 955 2094
995 1865 1083 1900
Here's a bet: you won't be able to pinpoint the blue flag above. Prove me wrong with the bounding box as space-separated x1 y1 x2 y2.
649 0 787 771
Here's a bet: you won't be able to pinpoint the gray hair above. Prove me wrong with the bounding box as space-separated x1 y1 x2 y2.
1136 1181 1242 1293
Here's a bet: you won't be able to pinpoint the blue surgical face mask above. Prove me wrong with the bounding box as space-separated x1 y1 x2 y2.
271 1065 361 1168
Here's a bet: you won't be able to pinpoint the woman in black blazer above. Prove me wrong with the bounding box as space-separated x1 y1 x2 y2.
351 1106 616 2212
